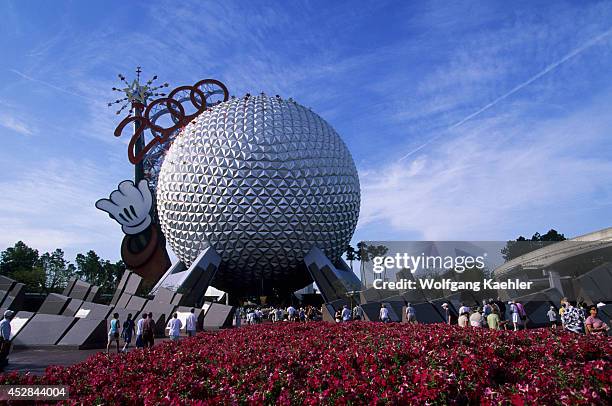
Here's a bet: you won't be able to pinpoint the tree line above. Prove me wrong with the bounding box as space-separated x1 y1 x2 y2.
500 229 566 261
0 241 125 294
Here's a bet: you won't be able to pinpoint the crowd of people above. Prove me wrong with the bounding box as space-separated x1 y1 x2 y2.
441 299 518 330
105 308 200 354
242 305 322 324
438 297 609 335
332 304 366 322
557 298 610 335
327 298 609 337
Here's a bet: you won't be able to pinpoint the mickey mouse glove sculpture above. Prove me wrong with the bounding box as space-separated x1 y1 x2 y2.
96 180 170 283
96 180 153 235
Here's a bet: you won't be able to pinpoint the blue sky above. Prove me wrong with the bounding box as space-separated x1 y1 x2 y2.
1 0 612 263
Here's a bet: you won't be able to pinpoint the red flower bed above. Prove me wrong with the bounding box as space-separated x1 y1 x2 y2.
1 323 610 405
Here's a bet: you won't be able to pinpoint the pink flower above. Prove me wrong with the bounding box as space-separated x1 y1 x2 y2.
0 322 609 404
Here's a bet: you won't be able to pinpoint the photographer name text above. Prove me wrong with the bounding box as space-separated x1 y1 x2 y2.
373 278 533 292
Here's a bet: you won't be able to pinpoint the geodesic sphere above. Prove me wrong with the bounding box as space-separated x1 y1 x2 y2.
156 95 360 295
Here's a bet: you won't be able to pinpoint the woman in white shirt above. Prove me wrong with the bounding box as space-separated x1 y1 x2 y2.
167 313 183 341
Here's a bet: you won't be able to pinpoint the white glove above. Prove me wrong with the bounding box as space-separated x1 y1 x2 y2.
96 179 153 235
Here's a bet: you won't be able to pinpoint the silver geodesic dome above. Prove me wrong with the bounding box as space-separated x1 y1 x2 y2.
156 94 360 295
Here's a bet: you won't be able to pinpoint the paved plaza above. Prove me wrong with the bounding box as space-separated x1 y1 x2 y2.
3 348 99 375
3 339 172 375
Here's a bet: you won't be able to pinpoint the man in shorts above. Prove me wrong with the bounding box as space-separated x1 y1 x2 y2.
106 313 121 354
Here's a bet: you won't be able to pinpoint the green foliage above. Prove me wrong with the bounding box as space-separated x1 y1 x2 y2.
0 241 39 278
356 242 366 261
0 241 124 294
75 251 102 285
355 242 389 263
356 242 389 286
75 251 125 294
11 266 47 293
0 241 44 292
39 249 75 293
345 245 356 271
501 229 566 262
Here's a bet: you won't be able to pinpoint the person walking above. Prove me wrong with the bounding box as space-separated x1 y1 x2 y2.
469 307 484 327
135 313 147 348
516 300 528 329
405 303 417 324
274 307 284 323
483 300 492 318
287 305 297 321
107 313 121 354
121 313 135 352
559 300 567 328
547 306 558 328
341 305 352 322
441 303 457 325
509 301 520 331
487 307 501 330
0 310 14 368
560 298 585 334
379 304 390 323
167 313 183 341
352 304 364 321
334 308 342 323
142 312 156 348
458 310 469 327
186 308 197 337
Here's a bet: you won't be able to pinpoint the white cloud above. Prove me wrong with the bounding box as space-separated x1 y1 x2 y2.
358 94 612 240
0 113 33 136
0 159 126 260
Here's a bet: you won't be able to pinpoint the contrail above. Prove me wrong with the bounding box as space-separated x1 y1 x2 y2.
10 69 97 103
398 27 612 162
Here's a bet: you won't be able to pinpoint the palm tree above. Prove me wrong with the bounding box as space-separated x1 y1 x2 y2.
356 242 369 287
367 244 389 282
345 245 356 271
377 245 389 281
